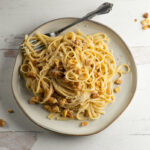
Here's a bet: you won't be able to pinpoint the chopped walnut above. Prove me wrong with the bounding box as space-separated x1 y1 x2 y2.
74 83 82 91
74 40 80 46
32 60 38 65
47 97 57 104
8 109 14 113
62 109 68 117
72 82 79 89
98 72 101 76
0 119 6 127
75 69 80 74
143 12 149 18
52 105 60 113
59 98 66 107
114 87 121 93
68 82 74 87
67 110 74 118
38 66 43 71
134 18 137 22
80 121 88 127
78 74 86 80
74 82 79 88
141 13 150 30
44 105 51 112
91 64 94 67
85 59 91 65
143 25 147 30
29 96 39 104
114 79 122 85
51 47 55 52
67 99 72 103
141 20 146 25
85 110 89 117
68 59 77 66
95 72 101 78
27 71 36 78
45 88 49 97
91 92 99 98
81 68 85 72
145 18 150 23
75 82 79 86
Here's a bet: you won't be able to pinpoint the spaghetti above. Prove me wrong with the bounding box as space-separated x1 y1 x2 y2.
20 30 130 120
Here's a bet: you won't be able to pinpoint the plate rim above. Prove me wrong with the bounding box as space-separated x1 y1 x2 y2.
11 17 137 136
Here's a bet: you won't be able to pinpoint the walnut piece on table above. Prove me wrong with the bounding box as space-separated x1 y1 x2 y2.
0 119 6 127
141 12 150 30
142 25 147 30
148 24 150 28
8 109 14 113
143 12 149 18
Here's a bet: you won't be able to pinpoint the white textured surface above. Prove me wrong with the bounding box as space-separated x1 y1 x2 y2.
0 0 150 149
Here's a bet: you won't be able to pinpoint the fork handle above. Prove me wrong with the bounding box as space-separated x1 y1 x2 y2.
46 2 113 36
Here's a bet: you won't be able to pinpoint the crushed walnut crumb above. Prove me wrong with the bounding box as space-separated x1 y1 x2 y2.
44 88 49 97
59 98 66 107
114 79 122 85
142 25 147 30
91 92 99 98
80 121 88 127
52 105 60 113
85 59 91 65
67 110 74 118
62 109 68 117
0 119 6 127
8 109 14 113
141 12 150 30
143 12 149 18
114 87 121 93
74 40 80 46
54 58 60 68
134 18 137 22
29 96 39 104
47 97 57 104
32 60 38 65
27 71 36 78
44 104 51 112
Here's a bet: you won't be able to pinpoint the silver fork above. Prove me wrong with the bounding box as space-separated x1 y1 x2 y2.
29 2 113 52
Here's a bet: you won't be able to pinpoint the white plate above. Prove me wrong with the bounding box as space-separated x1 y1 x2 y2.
12 18 137 136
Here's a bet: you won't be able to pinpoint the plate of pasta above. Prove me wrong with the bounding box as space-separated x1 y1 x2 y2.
12 18 137 135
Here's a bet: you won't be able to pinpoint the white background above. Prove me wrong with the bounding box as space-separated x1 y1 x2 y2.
0 0 150 149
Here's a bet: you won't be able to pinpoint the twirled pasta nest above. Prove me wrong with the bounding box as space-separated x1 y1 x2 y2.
20 30 130 120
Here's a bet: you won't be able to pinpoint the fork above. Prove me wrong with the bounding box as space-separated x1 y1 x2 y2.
29 2 113 51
